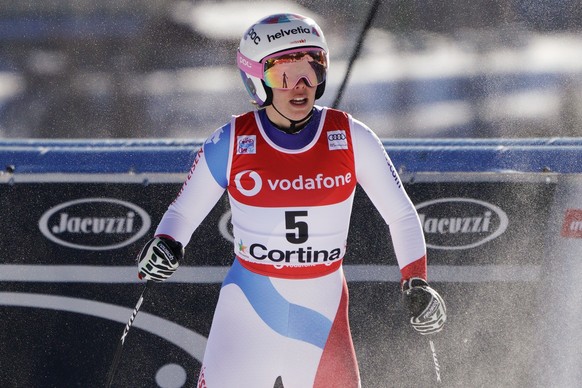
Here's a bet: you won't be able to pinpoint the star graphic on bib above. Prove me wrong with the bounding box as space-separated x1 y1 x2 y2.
238 239 247 253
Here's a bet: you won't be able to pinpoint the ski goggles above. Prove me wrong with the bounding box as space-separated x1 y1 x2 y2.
237 48 328 89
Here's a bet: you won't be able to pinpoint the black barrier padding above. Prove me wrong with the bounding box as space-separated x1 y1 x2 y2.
405 180 555 266
0 177 556 386
0 179 556 267
1 182 181 265
0 283 218 388
0 282 542 387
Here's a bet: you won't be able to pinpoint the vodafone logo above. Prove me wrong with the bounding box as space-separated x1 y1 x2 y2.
234 170 262 196
234 170 353 197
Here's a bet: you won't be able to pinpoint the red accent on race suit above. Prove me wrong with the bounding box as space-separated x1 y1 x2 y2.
228 109 356 208
236 256 343 279
228 109 356 278
197 366 207 388
400 255 428 284
313 277 360 387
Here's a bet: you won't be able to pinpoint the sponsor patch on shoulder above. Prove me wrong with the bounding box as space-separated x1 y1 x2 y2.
237 135 256 154
327 130 348 150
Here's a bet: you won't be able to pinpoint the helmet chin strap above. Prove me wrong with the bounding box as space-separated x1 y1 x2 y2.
271 103 314 134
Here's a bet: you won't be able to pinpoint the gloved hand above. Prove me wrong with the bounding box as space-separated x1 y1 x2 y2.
402 277 446 335
137 236 183 282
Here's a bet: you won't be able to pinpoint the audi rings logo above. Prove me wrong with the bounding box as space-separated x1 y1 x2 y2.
234 170 262 196
328 133 346 141
327 130 348 150
416 197 508 250
39 198 151 250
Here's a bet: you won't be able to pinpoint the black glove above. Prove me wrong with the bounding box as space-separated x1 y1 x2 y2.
137 236 183 282
402 278 446 335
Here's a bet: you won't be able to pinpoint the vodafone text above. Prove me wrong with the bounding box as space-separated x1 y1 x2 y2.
267 172 352 191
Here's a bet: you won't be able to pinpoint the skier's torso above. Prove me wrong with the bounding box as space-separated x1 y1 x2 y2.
155 105 426 281
227 108 356 278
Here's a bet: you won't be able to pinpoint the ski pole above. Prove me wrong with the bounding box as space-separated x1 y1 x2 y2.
429 339 442 384
105 281 149 387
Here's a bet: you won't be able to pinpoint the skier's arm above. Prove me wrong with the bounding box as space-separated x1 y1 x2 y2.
137 124 230 280
352 119 446 334
154 124 230 246
351 118 426 281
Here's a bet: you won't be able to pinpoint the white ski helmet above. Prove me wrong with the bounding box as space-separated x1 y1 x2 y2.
237 13 329 107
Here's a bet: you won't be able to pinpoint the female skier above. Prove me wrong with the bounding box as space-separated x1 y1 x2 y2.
137 13 446 388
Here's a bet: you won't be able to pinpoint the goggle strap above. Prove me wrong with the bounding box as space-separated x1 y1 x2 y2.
237 50 263 79
263 47 325 61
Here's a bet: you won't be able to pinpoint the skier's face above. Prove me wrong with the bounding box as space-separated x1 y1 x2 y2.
267 79 317 127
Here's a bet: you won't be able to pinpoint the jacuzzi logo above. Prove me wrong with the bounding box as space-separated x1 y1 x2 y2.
39 198 151 250
416 198 508 250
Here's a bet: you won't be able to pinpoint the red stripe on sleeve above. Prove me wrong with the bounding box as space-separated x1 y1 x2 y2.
400 255 427 284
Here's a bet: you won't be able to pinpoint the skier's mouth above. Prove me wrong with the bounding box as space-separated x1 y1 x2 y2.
290 97 308 106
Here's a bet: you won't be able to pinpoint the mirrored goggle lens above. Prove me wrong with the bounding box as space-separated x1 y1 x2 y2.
263 50 327 89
